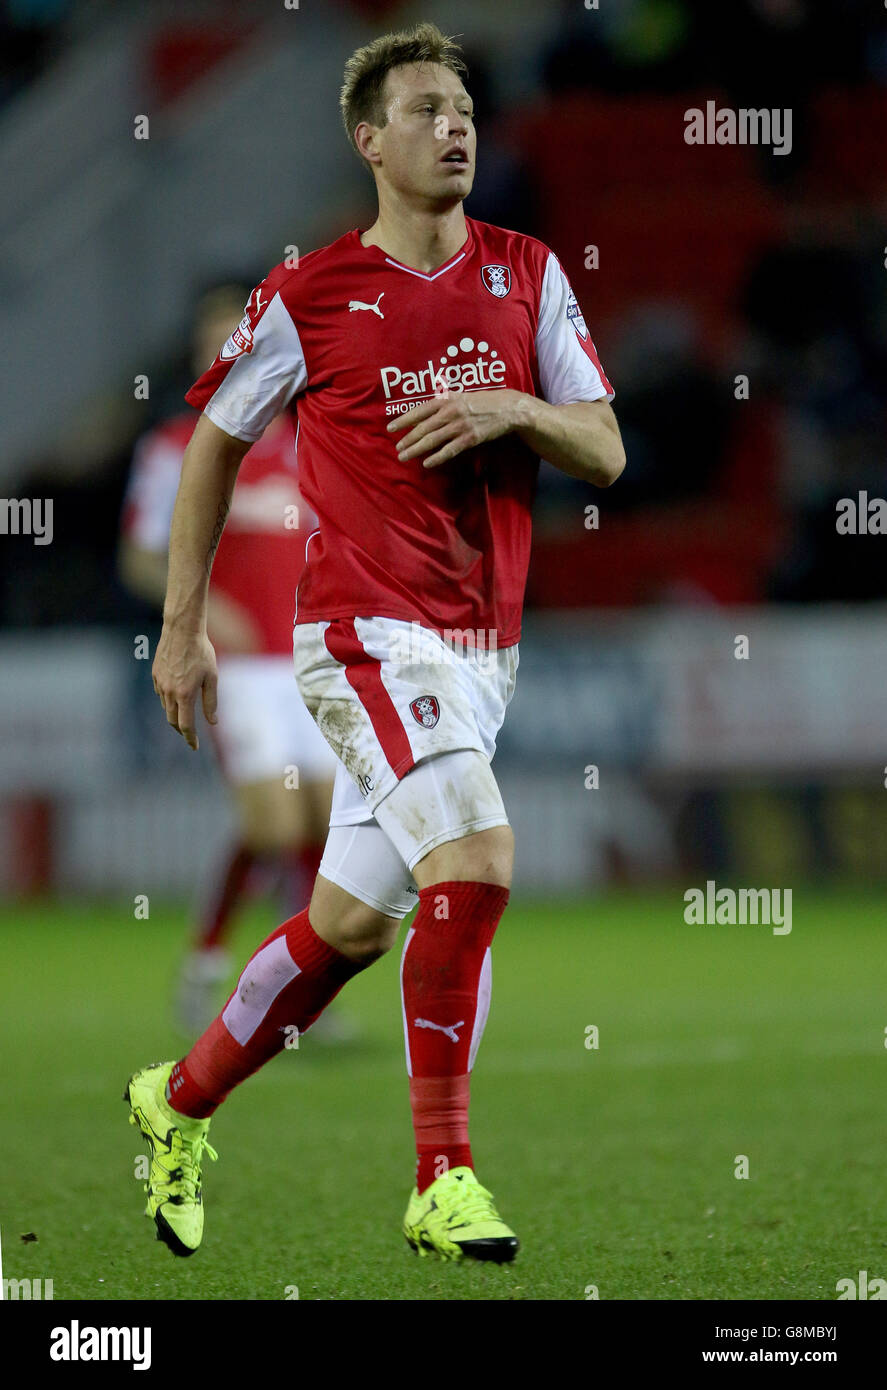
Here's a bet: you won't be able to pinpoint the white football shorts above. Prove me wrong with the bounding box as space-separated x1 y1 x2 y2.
212 654 339 786
292 617 519 911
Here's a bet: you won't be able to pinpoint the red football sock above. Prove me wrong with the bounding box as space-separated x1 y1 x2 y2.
195 842 256 950
401 880 509 1193
167 908 366 1117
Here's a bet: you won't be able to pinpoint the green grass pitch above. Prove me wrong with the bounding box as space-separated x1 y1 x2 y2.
0 888 883 1301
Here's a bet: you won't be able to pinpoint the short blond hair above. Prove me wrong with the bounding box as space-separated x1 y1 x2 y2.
340 21 468 169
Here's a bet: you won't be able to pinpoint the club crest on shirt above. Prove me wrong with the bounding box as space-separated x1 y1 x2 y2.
219 315 255 361
566 288 589 340
409 695 440 728
481 265 511 298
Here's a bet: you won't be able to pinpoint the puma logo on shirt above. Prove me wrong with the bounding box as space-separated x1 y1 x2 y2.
348 292 385 318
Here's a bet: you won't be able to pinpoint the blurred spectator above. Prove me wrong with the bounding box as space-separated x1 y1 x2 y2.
743 231 887 600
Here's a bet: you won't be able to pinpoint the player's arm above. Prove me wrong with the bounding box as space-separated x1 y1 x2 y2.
152 414 251 749
510 394 625 487
388 389 624 486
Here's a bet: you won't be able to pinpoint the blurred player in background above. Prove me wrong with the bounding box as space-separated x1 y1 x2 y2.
119 282 342 1035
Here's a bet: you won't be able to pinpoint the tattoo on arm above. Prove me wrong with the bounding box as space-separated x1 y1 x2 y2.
205 500 229 576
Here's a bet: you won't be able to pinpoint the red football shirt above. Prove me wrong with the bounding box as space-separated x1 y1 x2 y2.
121 411 313 655
186 217 613 648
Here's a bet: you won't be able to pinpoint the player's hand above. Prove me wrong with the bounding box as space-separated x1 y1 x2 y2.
387 388 526 469
152 622 218 751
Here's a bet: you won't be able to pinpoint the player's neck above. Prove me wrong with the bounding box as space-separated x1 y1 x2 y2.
360 202 468 274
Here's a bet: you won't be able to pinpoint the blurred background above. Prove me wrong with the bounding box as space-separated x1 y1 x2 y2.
0 0 885 901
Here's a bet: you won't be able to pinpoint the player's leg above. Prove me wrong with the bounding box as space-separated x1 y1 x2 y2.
290 617 521 1259
166 881 396 1118
370 750 519 1261
126 818 415 1256
166 814 418 1127
278 775 362 1045
268 673 352 1041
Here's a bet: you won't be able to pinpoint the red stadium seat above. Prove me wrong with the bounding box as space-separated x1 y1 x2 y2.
147 25 257 108
807 86 887 198
513 93 781 335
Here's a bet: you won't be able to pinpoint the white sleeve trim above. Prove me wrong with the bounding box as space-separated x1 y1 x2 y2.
202 399 263 444
535 252 613 407
201 292 308 441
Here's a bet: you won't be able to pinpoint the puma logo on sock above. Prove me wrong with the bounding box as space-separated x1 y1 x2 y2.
414 1017 465 1043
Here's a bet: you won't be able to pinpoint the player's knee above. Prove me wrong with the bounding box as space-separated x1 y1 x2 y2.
337 915 400 964
324 909 400 964
464 823 514 887
414 824 514 890
308 875 400 963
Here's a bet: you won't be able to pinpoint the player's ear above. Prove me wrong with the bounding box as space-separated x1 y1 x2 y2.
354 120 381 168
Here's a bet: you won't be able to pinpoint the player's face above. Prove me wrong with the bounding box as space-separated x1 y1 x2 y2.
373 63 475 202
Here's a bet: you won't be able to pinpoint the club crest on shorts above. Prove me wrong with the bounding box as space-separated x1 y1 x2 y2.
409 695 440 728
481 265 511 298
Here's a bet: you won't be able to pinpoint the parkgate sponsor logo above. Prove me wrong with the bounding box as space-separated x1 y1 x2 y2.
381 336 507 414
